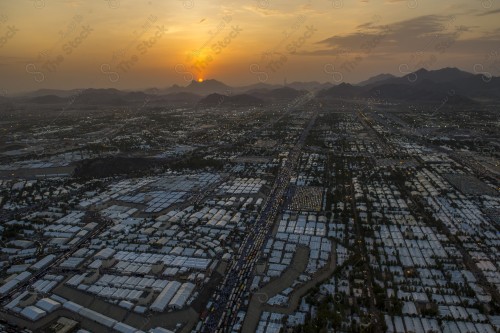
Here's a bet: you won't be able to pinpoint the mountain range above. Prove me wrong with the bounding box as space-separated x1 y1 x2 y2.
197 93 264 108
6 67 499 108
318 68 499 103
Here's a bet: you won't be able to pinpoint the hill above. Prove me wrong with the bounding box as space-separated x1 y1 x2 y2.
197 93 264 107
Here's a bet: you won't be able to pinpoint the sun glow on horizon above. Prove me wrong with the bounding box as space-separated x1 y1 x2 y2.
1 1 497 92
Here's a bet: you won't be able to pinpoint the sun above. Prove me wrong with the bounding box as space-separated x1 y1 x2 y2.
198 78 204 83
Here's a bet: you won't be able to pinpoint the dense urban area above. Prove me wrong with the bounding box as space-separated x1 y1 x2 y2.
0 69 499 333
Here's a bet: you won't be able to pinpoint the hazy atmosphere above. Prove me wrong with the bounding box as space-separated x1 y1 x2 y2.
1 0 499 92
0 1 499 333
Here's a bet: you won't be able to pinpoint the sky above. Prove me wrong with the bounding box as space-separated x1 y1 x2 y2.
0 0 499 93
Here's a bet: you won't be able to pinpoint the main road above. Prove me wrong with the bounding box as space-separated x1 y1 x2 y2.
201 98 318 332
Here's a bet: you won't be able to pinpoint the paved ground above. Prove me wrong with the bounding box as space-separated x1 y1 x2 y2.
1 308 113 332
0 283 200 333
54 284 199 332
0 248 231 333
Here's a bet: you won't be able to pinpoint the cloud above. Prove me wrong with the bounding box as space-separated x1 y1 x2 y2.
0 56 27 67
300 15 470 56
242 2 316 19
242 5 295 18
477 9 500 16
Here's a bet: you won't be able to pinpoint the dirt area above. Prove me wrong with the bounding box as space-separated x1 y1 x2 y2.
243 246 309 333
242 241 337 333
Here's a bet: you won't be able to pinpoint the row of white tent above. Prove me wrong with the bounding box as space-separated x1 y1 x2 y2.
114 251 211 270
386 315 496 333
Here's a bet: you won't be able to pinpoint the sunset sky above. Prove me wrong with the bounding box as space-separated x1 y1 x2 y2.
0 0 499 93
